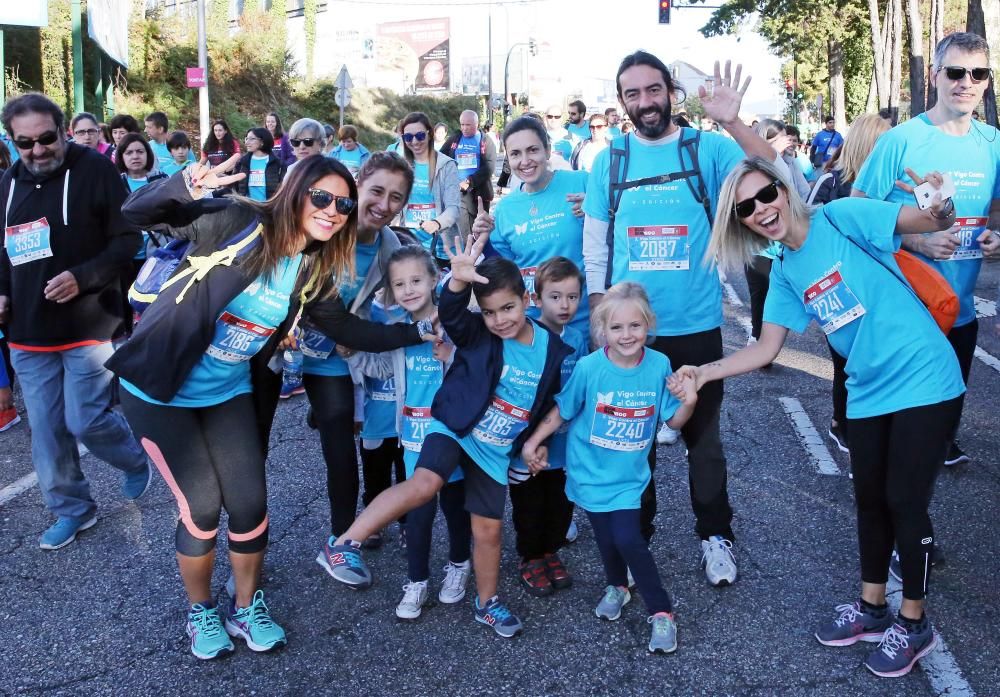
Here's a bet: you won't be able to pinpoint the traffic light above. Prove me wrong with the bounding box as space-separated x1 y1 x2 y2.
784 79 793 100
659 0 670 23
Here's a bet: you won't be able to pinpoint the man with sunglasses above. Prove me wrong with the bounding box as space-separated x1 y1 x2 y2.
854 31 1000 468
0 93 150 550
439 110 496 244
543 106 574 170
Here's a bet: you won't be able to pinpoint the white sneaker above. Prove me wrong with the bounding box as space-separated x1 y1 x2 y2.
701 536 737 587
395 580 429 619
656 423 679 446
565 520 579 544
438 561 470 604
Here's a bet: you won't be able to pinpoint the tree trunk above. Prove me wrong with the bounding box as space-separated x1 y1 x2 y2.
829 39 847 131
866 70 878 111
967 0 999 126
866 0 888 108
906 0 925 115
890 0 902 116
927 0 942 109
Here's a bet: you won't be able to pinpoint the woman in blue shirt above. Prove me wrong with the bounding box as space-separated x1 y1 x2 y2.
687 157 963 679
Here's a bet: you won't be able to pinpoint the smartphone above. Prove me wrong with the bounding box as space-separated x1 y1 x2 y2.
913 173 956 210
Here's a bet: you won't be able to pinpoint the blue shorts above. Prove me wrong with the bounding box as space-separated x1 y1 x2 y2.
416 433 506 520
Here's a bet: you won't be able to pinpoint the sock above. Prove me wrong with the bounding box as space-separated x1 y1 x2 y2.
451 559 470 569
860 598 888 615
898 611 927 630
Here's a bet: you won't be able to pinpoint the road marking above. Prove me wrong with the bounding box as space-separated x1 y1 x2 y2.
974 296 996 318
737 316 753 340
0 472 38 506
974 346 1000 374
885 577 975 696
723 282 744 307
777 397 840 475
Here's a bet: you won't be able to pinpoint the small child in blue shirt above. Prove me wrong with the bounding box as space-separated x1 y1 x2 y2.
522 282 697 655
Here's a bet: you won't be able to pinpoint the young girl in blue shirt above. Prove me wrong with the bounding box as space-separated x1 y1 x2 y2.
522 282 697 654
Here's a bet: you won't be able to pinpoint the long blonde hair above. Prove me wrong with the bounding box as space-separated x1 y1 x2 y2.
591 282 657 343
832 113 891 184
707 156 815 272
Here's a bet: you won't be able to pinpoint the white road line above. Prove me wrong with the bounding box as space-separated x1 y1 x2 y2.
723 282 744 307
736 316 753 340
885 577 975 696
0 472 38 506
777 397 840 475
974 346 1000 374
974 296 996 318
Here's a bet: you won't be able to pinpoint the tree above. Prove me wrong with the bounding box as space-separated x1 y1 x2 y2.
906 0 925 115
966 0 998 125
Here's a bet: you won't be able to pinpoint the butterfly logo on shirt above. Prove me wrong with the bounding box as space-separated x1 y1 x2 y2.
406 356 415 370
245 280 263 296
514 222 529 236
597 391 615 404
501 365 510 380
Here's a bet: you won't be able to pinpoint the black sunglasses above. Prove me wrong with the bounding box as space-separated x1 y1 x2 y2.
734 180 782 218
13 130 59 150
402 131 428 143
940 66 992 82
309 188 356 215
290 138 317 147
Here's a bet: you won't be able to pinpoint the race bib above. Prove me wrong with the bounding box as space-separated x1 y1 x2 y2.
369 377 395 402
946 217 987 261
590 402 655 451
405 203 436 226
520 266 537 296
401 405 432 452
207 311 275 363
456 153 478 170
248 170 265 188
804 267 866 334
5 217 53 266
627 225 689 271
472 396 531 448
299 323 335 359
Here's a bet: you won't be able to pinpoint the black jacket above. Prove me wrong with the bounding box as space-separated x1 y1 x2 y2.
431 282 572 457
0 143 141 345
232 152 286 200
439 131 496 201
107 172 423 443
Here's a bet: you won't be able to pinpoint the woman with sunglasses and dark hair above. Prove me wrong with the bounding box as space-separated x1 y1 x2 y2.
398 111 460 265
200 119 241 170
108 154 435 661
233 127 286 202
686 156 964 679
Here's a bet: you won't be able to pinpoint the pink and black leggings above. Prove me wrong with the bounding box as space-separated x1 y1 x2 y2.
120 390 269 556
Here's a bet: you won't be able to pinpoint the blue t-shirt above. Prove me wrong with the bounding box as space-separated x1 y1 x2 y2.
584 130 743 336
302 233 381 377
248 154 269 201
763 199 965 418
567 122 591 142
812 129 843 163
124 177 151 260
405 162 441 256
401 337 462 482
606 126 623 139
556 348 679 512
454 134 482 179
334 147 363 178
360 303 405 440
427 320 549 485
854 115 1000 327
150 140 194 173
492 169 590 336
122 255 303 407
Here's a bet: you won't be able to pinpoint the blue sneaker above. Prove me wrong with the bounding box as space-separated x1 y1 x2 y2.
815 601 894 647
648 612 678 654
122 462 153 500
39 515 97 550
225 590 287 652
595 585 631 621
316 537 372 589
865 620 938 678
473 595 523 638
187 604 234 660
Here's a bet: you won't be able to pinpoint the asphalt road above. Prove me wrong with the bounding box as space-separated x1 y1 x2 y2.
1 261 997 697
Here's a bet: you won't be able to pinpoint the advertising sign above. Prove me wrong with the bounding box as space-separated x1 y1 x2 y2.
375 18 450 93
87 0 130 68
0 2 49 27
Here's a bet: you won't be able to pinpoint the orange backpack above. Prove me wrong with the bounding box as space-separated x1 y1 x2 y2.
892 249 959 334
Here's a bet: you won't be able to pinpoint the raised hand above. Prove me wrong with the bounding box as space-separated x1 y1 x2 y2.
432 338 455 362
443 230 490 286
472 196 496 237
699 60 751 126
187 159 246 192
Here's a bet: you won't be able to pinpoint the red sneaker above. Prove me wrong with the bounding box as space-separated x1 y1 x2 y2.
544 552 573 590
518 558 554 597
0 407 20 432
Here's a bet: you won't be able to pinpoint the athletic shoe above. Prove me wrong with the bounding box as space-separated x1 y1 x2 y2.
121 461 153 500
186 604 234 660
864 620 938 678
814 601 894 646
0 407 20 432
595 585 631 621
395 580 429 620
565 519 579 544
439 561 470 604
943 442 970 467
828 422 850 453
656 422 679 445
543 553 573 590
279 382 305 399
647 612 678 654
518 558 554 597
225 590 287 652
39 515 97 550
361 530 384 550
701 536 737 586
316 537 372 589
473 595 523 638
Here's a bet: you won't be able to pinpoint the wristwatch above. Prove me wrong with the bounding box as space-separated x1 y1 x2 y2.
416 318 434 337
931 197 955 220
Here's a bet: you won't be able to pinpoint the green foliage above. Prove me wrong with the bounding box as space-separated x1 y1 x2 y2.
304 0 317 81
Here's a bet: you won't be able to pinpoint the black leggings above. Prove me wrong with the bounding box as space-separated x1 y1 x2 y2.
828 341 848 427
360 437 406 524
946 319 977 442
847 396 962 600
406 480 471 582
509 467 573 561
744 256 772 340
120 390 269 556
303 373 358 536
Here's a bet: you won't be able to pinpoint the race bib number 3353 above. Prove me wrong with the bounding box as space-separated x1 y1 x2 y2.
5 217 53 266
627 225 689 271
590 402 655 451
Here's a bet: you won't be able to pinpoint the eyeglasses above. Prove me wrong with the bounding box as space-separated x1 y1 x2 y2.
591 124 607 130
939 66 992 82
734 180 782 218
73 128 99 137
402 131 428 143
13 130 59 150
290 138 317 147
245 135 261 141
308 188 356 215
545 114 561 120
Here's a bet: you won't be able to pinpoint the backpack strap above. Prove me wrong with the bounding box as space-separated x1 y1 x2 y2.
604 136 629 289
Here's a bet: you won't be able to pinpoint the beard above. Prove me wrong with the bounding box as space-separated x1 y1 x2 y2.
626 99 673 139
23 150 65 177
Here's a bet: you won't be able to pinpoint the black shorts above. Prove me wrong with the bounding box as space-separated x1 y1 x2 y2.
417 433 507 520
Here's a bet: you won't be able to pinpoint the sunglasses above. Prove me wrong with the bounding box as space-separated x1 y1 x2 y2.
13 130 59 150
939 66 992 82
309 188 356 215
734 180 782 218
545 115 562 120
402 131 428 143
290 138 317 147
591 124 607 130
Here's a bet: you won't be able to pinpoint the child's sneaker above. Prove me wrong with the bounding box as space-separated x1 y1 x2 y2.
0 407 20 432
864 619 938 678
518 558 554 597
225 590 287 652
316 537 372 589
595 585 631 621
186 603 235 660
473 595 523 638
815 601 894 646
543 553 573 590
439 560 471 604
647 612 678 654
395 580 429 620
656 422 679 445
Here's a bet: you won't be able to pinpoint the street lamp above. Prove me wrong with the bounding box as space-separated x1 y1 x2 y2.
504 38 537 116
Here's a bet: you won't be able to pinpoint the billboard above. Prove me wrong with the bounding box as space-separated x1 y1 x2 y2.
375 18 450 93
0 1 48 27
87 0 130 68
461 57 488 96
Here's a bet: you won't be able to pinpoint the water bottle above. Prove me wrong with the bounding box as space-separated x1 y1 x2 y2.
281 349 304 396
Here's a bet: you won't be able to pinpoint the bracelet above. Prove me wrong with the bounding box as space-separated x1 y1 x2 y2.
930 197 955 220
433 220 442 232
